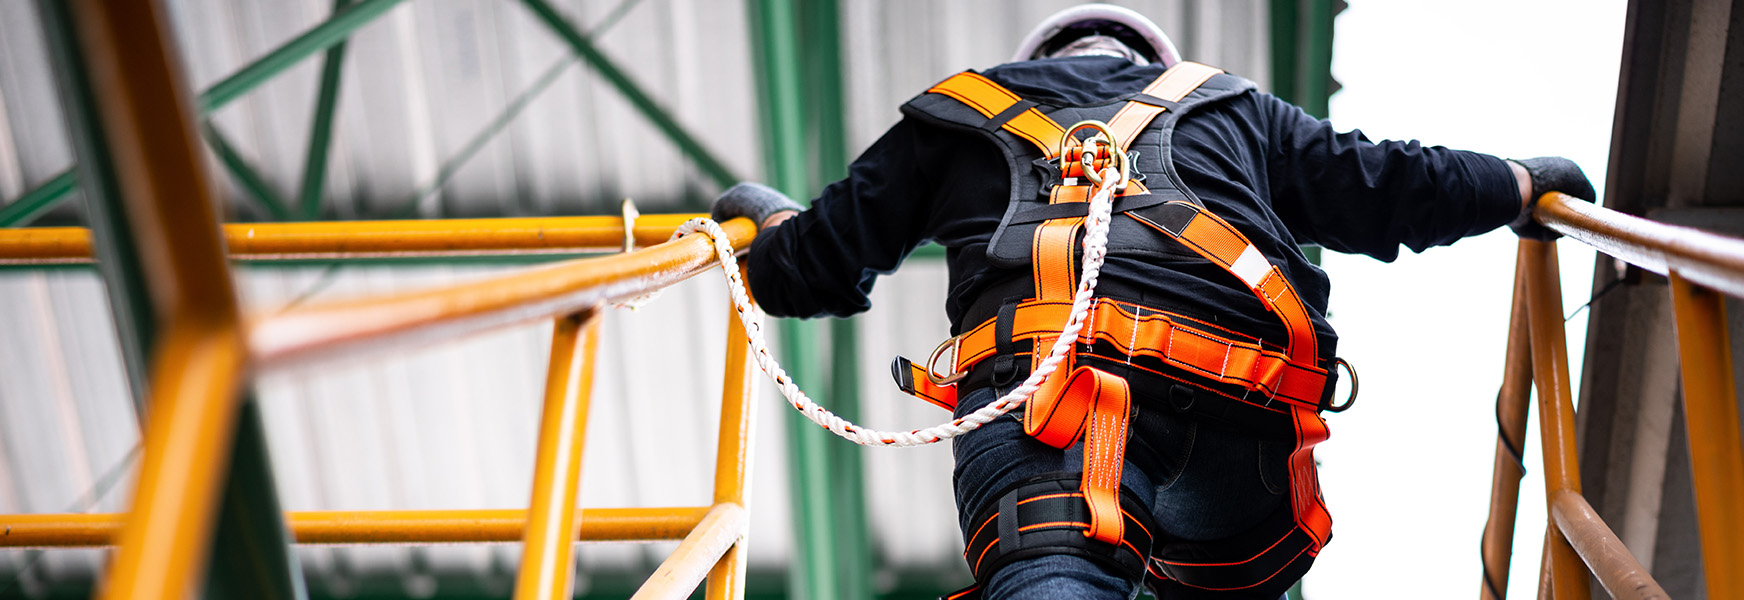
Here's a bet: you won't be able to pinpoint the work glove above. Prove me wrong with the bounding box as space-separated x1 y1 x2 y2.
711 182 803 229
1509 157 1596 241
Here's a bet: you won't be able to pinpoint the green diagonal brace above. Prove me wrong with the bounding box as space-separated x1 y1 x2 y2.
518 0 740 190
202 121 293 221
296 0 354 220
2 0 405 227
0 170 75 226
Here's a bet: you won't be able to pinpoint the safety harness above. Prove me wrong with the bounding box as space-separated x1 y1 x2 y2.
891 62 1356 597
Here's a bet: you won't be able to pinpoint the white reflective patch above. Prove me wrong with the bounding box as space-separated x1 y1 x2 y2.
1231 245 1271 287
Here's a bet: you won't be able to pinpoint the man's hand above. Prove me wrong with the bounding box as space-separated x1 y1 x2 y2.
711 182 803 230
1509 157 1596 241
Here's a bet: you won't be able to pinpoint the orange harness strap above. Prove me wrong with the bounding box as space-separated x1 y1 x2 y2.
927 72 1065 158
913 64 1334 555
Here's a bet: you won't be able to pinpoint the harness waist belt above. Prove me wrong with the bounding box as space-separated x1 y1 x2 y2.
950 299 1328 410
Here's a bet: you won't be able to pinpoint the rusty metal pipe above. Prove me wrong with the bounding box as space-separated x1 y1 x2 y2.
1 507 711 547
514 310 602 600
1518 239 1591 600
1539 192 1744 298
1481 250 1535 600
247 217 755 370
1548 490 1669 600
1666 271 1744 596
632 503 747 600
0 215 709 264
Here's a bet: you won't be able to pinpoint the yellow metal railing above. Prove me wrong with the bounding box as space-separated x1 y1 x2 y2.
1479 192 1744 600
0 216 763 600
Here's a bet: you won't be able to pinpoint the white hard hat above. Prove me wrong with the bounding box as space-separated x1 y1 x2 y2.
1011 4 1182 67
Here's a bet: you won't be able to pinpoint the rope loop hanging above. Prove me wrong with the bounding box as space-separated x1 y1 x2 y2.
624 126 1127 447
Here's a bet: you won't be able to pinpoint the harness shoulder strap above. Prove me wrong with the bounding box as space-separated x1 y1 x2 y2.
925 72 1065 158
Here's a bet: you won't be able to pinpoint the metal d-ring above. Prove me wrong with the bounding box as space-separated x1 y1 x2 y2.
925 335 967 386
1326 357 1358 412
1058 120 1128 189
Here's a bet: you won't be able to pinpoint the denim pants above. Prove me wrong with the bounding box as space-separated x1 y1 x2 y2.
951 384 1302 600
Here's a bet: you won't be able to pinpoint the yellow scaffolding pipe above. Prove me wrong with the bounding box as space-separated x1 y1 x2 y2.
1479 252 1534 600
0 507 713 547
707 285 759 600
633 503 748 600
1548 491 1668 600
0 214 710 263
1519 238 1592 600
514 309 603 600
1666 271 1744 595
246 217 756 369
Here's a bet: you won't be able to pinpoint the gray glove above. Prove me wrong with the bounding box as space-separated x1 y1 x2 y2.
1509 157 1596 241
711 182 803 228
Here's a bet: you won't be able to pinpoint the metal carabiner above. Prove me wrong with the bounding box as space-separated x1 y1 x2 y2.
1058 120 1129 191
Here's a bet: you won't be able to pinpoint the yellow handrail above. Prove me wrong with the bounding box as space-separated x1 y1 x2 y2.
246 217 756 369
0 214 711 264
1478 193 1744 599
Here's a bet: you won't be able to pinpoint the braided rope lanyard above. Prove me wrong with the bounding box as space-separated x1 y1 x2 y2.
623 122 1126 447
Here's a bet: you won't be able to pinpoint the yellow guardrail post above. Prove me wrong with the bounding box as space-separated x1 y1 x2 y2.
1519 238 1592 600
1666 271 1744 596
514 309 603 599
707 276 759 600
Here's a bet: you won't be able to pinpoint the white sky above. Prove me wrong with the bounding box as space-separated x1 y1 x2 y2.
1307 1 1627 598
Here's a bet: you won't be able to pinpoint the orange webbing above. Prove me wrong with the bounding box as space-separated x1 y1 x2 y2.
1105 62 1223 152
950 300 1328 410
1021 364 1132 544
928 72 1065 158
1289 406 1333 548
900 359 959 411
1152 205 1318 366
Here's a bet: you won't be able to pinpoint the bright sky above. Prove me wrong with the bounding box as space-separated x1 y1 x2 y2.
1307 1 1627 598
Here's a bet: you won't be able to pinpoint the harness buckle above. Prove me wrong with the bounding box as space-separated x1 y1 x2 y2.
925 335 968 386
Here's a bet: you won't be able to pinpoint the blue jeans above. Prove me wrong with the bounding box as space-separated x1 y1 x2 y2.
951 384 1299 599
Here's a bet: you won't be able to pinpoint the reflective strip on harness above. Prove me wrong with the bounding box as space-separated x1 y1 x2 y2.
927 72 1065 158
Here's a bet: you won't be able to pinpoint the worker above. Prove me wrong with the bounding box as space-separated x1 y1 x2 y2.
711 4 1595 599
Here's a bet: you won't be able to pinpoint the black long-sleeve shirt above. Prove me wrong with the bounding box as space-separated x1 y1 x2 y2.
747 56 1520 358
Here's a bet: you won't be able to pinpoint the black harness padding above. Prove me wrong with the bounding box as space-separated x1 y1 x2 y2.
950 473 1157 600
899 72 1258 271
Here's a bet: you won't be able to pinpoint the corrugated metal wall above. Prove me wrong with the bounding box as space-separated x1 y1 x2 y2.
0 0 1272 596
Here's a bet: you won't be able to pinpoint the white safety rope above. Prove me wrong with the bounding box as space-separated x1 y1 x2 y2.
623 149 1123 447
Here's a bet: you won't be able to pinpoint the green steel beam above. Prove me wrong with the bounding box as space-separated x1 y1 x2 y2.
4 0 404 226
202 121 293 221
37 1 306 598
35 0 155 406
799 0 873 597
203 399 309 600
197 0 405 114
1269 0 1341 268
0 171 76 227
518 0 741 191
296 0 354 220
746 0 846 597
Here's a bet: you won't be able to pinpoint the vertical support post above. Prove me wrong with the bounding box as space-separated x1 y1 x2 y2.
35 2 300 599
1666 271 1744 597
745 0 848 597
707 277 759 600
514 310 602 600
1519 239 1592 600
1481 250 1535 600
